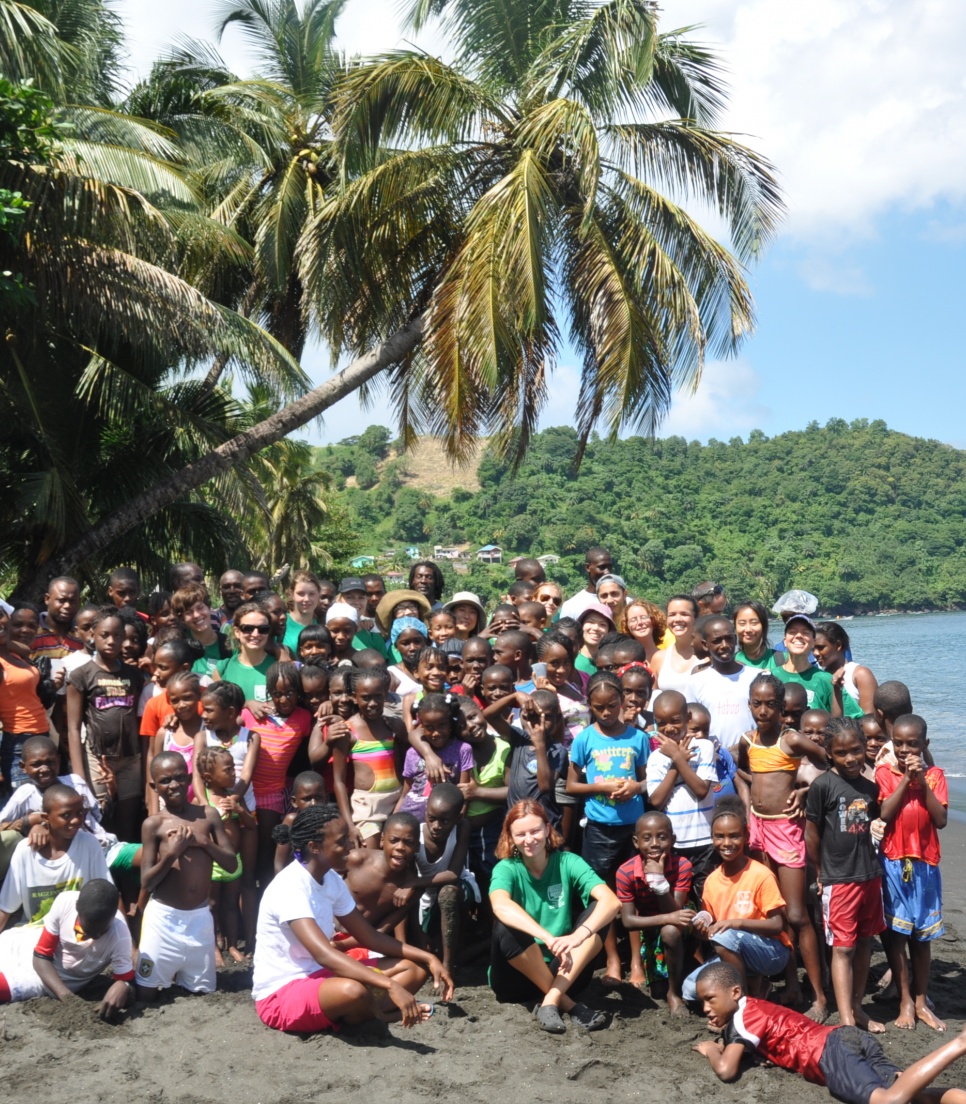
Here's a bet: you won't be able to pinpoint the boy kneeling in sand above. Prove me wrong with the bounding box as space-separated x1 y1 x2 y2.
137 752 237 1000
694 960 966 1104
0 879 134 1019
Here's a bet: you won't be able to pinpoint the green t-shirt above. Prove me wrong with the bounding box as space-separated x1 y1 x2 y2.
283 617 316 656
467 737 510 818
735 647 777 670
489 851 603 962
192 637 229 678
771 662 833 712
352 629 387 658
215 653 275 703
574 653 597 677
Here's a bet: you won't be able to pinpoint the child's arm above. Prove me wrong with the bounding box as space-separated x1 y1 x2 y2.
785 729 827 766
620 895 693 932
236 730 259 799
406 726 447 783
273 814 295 874
392 778 413 813
191 729 209 805
330 739 362 848
140 816 192 894
65 682 87 779
567 759 639 801
804 820 821 881
201 806 240 872
402 692 416 733
660 736 712 800
708 906 783 938
227 796 257 831
692 1039 746 1083
482 691 529 721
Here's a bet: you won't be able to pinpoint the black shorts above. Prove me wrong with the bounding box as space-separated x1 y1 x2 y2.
819 1027 901 1104
581 821 636 880
488 908 600 1004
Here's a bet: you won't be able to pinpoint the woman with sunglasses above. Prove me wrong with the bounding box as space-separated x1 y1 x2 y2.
533 582 563 624
213 600 276 720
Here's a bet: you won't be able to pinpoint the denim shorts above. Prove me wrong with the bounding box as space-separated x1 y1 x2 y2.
682 930 790 1001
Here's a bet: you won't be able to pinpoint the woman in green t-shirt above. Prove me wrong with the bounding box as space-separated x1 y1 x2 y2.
214 600 275 719
733 601 778 669
771 615 833 712
488 800 619 1033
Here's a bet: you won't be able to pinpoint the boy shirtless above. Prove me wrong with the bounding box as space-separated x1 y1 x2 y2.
341 811 422 944
137 751 236 1000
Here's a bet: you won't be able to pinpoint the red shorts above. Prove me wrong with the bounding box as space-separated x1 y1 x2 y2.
255 957 380 1032
821 879 884 947
748 812 805 869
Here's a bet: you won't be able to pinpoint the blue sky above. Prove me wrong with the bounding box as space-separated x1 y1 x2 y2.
122 0 966 449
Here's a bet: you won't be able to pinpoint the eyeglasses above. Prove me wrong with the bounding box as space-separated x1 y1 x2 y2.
694 584 724 600
237 623 270 636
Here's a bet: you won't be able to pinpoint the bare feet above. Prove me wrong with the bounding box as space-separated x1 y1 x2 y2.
214 948 226 968
667 994 690 1018
601 967 624 990
916 1002 947 1033
227 947 249 964
853 1009 886 1034
629 966 647 990
805 1000 830 1024
895 1000 917 1030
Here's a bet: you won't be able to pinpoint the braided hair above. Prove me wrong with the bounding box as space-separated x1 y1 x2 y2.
416 691 465 737
271 803 343 862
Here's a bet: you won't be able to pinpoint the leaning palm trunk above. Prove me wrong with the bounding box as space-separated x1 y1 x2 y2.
20 317 423 594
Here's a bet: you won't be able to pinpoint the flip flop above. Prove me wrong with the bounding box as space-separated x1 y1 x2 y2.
535 1004 566 1034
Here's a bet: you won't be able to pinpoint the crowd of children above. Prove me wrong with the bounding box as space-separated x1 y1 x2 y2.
0 554 964 1102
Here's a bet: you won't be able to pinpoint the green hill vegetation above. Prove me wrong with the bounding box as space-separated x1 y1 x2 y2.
315 419 966 614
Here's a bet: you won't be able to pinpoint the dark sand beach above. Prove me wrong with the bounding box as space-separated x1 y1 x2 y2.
4 822 966 1104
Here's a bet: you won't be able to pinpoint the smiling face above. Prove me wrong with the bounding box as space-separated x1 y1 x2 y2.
419 708 452 748
269 677 299 718
450 603 480 635
579 612 610 647
9 607 39 647
654 697 688 743
542 642 573 688
201 694 236 733
828 730 865 779
168 681 201 724
411 565 436 598
326 618 356 654
45 793 85 842
314 816 351 874
327 673 354 718
624 604 653 642
892 722 926 770
534 585 562 620
292 581 321 618
21 743 59 790
481 668 513 705
429 612 456 643
733 606 764 651
459 701 487 744
665 599 695 641
182 599 213 636
711 813 745 864
596 580 625 612
150 757 191 811
416 653 447 692
783 619 815 657
234 614 271 651
633 815 674 864
509 812 550 859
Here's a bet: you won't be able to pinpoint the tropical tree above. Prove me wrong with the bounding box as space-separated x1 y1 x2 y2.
23 0 782 588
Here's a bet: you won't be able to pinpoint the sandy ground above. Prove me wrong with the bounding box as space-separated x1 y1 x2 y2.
4 825 966 1104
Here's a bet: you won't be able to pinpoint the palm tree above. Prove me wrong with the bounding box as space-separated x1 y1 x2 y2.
25 0 782 588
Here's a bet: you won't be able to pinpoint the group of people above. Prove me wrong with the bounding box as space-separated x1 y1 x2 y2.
0 550 964 1104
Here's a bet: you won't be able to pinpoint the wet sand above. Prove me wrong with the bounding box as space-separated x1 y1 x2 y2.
3 826 966 1104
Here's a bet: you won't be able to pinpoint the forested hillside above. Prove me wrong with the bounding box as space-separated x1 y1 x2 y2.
315 420 966 613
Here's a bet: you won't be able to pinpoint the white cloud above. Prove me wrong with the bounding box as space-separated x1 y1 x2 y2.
660 0 966 242
658 358 770 442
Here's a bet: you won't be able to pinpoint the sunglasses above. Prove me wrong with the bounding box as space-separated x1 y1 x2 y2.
695 584 724 600
237 623 270 635
538 594 562 606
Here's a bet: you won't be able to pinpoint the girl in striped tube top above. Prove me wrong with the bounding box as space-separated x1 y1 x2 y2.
330 668 407 849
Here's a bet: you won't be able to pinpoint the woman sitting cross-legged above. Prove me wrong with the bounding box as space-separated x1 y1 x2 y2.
488 799 620 1034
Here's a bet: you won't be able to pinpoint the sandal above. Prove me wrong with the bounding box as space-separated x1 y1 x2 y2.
535 1004 566 1034
569 1002 608 1031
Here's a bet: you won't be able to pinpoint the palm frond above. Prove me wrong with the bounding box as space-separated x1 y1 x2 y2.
0 1 70 93
606 120 784 260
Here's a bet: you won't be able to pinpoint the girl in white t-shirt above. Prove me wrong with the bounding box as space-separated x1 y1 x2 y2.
252 804 453 1033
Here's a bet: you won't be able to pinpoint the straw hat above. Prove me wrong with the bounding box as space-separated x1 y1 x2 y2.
374 589 432 635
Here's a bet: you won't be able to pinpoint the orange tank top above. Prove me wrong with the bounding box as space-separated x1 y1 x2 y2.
0 655 48 734
743 730 801 773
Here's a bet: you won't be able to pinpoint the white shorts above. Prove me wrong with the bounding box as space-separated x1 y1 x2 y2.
0 927 47 1002
136 899 215 993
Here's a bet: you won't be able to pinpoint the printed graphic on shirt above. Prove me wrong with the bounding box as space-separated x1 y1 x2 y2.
29 876 84 923
734 890 754 917
93 678 135 711
838 795 873 834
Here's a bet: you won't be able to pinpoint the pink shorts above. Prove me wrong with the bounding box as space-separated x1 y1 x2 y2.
822 880 884 947
255 959 381 1033
254 790 288 815
749 812 805 869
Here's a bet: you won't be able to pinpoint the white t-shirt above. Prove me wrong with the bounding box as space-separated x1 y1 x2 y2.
58 648 93 696
0 831 111 924
251 860 356 1001
645 737 718 847
0 775 110 845
0 890 134 992
686 665 758 749
559 589 600 622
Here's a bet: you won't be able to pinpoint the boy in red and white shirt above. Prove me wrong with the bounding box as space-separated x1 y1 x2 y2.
0 880 134 1019
694 960 966 1104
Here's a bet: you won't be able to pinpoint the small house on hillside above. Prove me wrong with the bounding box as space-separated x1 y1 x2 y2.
350 556 376 570
476 544 503 563
538 554 560 567
405 546 420 559
433 545 468 560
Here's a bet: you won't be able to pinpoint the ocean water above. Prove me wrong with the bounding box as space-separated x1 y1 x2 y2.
812 611 966 776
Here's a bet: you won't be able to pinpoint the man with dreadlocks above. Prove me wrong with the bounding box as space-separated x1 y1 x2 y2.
252 803 454 1033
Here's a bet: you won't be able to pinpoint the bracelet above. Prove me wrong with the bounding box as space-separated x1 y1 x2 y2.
579 923 594 937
